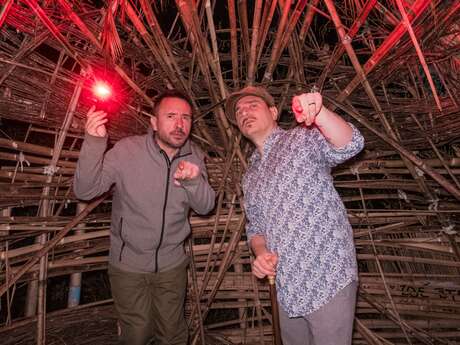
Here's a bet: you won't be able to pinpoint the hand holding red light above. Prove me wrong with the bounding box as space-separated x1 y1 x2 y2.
85 105 108 138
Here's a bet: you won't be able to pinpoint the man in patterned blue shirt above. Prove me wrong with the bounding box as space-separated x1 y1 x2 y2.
225 86 364 345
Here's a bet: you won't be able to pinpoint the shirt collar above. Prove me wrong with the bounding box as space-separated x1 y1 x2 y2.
249 126 284 165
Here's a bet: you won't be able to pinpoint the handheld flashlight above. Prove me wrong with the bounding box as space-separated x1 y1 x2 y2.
92 81 113 113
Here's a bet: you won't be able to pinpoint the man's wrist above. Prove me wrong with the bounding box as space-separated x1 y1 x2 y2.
314 106 330 127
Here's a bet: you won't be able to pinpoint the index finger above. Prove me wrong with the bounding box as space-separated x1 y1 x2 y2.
86 105 96 116
292 96 303 114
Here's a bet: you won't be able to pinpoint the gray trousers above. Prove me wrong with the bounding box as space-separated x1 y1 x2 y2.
279 281 358 345
108 261 188 345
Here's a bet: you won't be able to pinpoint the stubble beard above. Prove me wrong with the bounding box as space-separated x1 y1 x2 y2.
157 128 188 150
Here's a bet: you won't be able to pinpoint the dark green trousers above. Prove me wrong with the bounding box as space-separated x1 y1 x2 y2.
108 261 188 345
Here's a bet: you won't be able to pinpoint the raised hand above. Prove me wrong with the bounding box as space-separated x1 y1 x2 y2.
85 105 108 137
173 160 200 186
252 251 278 279
292 92 323 126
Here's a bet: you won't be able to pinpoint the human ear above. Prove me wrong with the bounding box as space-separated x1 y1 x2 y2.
269 106 278 121
150 116 158 131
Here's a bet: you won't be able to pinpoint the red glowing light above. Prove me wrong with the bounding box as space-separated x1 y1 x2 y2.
92 81 112 100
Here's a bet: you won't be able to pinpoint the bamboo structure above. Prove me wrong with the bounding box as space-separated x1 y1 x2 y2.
0 1 459 344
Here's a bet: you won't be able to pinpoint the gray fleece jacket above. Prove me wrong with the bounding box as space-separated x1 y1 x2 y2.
73 128 215 273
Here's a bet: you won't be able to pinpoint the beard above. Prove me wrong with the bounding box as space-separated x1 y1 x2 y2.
156 127 188 150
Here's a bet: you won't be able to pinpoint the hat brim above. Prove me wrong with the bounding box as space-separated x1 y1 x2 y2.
225 90 274 126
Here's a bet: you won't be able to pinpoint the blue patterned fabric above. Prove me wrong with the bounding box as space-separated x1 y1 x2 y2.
243 124 364 317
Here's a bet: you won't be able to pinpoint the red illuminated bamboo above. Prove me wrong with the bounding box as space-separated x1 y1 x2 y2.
247 0 263 84
0 0 13 29
273 0 307 69
395 0 442 111
238 0 250 64
336 0 431 102
298 0 320 43
318 0 377 89
23 0 88 69
204 0 226 97
262 0 292 82
323 0 393 134
256 0 277 67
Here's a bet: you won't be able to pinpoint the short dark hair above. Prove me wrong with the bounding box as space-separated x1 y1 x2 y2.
152 89 193 116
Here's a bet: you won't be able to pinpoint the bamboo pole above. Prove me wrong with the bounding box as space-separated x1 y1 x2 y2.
317 0 377 89
298 0 321 43
0 138 79 159
0 197 105 298
67 202 86 308
22 0 89 70
55 0 154 106
334 0 432 103
191 215 246 343
0 31 49 86
326 2 440 211
227 0 239 87
34 76 84 345
410 114 460 189
247 0 263 85
249 257 265 345
272 0 307 72
324 96 460 200
262 0 292 82
0 0 13 29
204 0 227 98
323 0 460 207
395 0 442 112
187 239 206 345
256 0 277 67
238 0 250 67
175 0 230 150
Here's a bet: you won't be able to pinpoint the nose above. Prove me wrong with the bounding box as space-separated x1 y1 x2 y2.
175 117 184 129
236 106 248 120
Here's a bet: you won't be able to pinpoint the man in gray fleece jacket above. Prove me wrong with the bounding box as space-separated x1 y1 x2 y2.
73 89 215 345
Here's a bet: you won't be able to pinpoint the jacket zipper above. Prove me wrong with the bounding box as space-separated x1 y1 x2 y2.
118 217 125 261
156 150 171 273
155 150 193 272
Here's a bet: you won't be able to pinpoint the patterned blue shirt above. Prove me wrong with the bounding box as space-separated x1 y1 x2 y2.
243 124 364 317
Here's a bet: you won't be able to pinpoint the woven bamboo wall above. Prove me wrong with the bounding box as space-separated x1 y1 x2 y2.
1 1 459 344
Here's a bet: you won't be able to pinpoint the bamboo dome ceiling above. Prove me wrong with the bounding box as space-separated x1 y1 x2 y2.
1 0 460 344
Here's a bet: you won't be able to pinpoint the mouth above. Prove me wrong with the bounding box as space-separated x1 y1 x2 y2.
171 131 185 139
241 117 255 128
